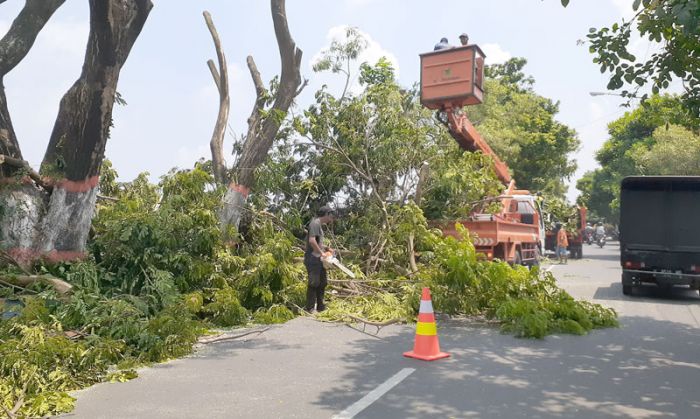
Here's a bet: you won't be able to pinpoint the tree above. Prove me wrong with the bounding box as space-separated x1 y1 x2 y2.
469 58 580 196
561 0 700 114
312 26 367 101
0 0 152 265
576 95 700 222
631 124 700 175
214 0 306 237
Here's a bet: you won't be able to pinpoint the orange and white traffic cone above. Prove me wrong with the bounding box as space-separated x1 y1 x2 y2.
403 287 450 361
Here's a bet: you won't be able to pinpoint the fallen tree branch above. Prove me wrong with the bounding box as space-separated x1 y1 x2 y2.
198 327 270 345
346 314 401 335
0 250 28 273
1 275 72 295
0 277 37 294
96 194 119 202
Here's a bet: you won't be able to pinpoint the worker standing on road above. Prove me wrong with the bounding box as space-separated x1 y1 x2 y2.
304 206 336 313
556 223 569 264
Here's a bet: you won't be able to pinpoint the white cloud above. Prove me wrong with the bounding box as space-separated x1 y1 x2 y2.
310 25 400 94
481 43 512 65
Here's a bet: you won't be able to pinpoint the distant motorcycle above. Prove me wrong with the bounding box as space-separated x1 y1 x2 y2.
596 234 606 248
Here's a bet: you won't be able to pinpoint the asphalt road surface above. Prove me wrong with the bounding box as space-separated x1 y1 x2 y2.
67 242 700 418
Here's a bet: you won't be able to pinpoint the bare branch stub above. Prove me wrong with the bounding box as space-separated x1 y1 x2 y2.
0 0 66 177
203 10 230 185
219 0 305 233
244 55 267 151
235 0 304 189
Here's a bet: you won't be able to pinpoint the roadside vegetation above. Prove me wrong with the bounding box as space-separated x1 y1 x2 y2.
1 54 617 417
5 1 698 416
576 95 700 222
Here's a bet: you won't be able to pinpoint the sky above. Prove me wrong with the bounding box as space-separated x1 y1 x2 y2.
0 0 654 202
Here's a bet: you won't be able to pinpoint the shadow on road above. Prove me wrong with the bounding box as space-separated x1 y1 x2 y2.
314 316 700 418
594 281 700 303
581 246 620 262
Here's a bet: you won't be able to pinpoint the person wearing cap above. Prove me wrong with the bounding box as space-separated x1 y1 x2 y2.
304 205 336 312
459 33 469 46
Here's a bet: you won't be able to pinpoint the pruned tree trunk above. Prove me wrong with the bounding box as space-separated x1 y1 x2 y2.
0 0 152 266
218 0 306 236
203 11 229 185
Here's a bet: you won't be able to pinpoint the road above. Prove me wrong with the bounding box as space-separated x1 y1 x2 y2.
67 242 700 418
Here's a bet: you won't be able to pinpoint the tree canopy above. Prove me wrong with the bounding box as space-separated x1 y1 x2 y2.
562 0 700 114
470 58 580 197
576 94 700 222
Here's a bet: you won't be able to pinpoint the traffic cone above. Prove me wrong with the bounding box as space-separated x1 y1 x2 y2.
403 287 450 361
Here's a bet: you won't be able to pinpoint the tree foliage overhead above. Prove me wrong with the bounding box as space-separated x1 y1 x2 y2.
470 58 580 196
0 18 611 417
562 0 700 114
631 124 700 175
576 94 700 222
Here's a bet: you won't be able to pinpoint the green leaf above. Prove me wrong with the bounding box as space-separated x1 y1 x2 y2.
633 0 641 11
561 0 570 6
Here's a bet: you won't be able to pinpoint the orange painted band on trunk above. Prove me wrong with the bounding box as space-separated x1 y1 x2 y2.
45 250 87 263
56 176 99 193
228 183 250 198
5 248 86 263
5 248 37 263
417 312 435 323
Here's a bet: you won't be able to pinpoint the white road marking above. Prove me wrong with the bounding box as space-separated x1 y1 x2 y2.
332 368 416 419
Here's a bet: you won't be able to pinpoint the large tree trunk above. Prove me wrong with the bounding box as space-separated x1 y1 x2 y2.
219 0 304 235
1 0 152 266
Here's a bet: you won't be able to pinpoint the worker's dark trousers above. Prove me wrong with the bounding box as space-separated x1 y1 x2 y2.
304 255 328 311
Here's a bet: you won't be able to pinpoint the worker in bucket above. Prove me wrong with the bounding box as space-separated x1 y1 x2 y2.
458 33 469 46
556 223 569 264
434 37 451 51
304 205 336 313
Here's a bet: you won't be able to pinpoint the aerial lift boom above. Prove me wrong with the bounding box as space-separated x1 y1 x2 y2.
420 44 543 264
